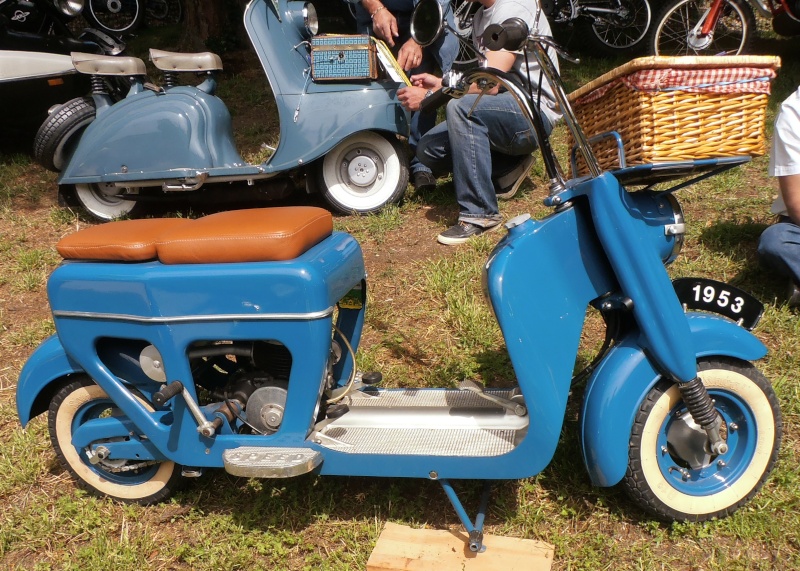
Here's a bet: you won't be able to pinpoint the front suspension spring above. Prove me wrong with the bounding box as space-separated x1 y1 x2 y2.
678 377 718 428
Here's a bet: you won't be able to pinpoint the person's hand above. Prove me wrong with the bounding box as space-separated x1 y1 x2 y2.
409 73 442 90
396 39 423 71
371 9 399 46
397 85 429 112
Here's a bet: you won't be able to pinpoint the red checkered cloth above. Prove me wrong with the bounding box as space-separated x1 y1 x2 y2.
576 66 777 105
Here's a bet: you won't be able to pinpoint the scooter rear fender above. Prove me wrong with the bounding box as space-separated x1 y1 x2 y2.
580 313 767 487
59 87 247 185
16 335 83 427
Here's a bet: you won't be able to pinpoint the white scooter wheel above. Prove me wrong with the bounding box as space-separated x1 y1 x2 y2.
67 183 144 222
48 377 182 505
311 131 409 215
622 357 781 521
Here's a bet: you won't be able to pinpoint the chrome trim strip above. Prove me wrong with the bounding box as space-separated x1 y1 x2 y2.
52 307 335 323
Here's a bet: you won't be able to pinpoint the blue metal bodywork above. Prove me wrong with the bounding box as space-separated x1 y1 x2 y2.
57 0 409 187
17 172 767 482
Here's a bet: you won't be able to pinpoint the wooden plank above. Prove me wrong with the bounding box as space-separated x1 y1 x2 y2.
366 522 554 571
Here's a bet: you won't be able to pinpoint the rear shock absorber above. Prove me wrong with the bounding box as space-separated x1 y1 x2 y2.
679 377 728 455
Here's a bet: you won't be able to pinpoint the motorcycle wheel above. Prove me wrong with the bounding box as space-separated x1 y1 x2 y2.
310 131 409 215
451 0 480 69
34 97 96 173
648 0 755 56
67 183 145 221
146 0 182 23
85 0 145 35
583 0 653 54
48 377 182 505
622 357 781 521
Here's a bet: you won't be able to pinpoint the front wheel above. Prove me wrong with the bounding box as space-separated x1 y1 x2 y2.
622 357 781 521
309 131 408 215
648 0 756 56
584 0 653 54
48 377 182 505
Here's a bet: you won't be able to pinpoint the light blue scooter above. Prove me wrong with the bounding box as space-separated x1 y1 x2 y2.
34 0 411 221
16 0 782 553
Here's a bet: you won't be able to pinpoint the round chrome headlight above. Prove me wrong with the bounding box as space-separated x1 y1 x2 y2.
303 3 319 36
628 191 685 266
54 0 84 17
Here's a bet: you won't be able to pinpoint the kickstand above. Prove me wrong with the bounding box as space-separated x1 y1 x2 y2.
438 479 493 553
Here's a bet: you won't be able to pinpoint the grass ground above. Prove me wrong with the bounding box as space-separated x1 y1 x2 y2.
0 22 799 571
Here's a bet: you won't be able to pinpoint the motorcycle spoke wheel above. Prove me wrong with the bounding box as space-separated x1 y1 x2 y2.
147 0 182 23
48 377 181 505
649 0 755 56
588 0 653 52
451 0 479 68
311 131 409 215
71 183 145 221
86 0 145 34
622 357 781 521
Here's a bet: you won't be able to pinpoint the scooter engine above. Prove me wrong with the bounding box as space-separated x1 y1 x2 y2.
245 381 289 434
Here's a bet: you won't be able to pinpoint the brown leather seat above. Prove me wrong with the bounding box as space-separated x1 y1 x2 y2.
56 207 334 264
56 218 189 261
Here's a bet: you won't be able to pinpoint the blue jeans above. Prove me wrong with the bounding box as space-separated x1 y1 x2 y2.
416 92 550 226
758 218 800 284
355 0 458 175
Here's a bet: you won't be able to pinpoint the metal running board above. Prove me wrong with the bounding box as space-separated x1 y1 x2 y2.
222 446 322 478
312 388 528 456
314 427 517 456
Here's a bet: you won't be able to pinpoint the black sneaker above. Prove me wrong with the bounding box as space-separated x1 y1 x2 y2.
413 170 437 193
788 280 800 308
494 155 533 200
437 220 501 245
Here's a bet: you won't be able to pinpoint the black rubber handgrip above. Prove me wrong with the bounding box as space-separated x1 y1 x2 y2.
153 380 184 407
482 18 529 52
419 88 452 114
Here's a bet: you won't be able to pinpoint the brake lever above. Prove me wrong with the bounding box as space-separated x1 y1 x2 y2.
527 34 580 64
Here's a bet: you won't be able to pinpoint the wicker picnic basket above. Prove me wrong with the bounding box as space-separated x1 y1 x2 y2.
567 56 781 175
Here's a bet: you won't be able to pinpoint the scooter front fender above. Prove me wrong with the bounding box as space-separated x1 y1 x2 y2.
581 313 767 487
16 335 83 427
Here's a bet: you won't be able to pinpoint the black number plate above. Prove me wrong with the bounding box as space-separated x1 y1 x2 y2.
672 277 763 331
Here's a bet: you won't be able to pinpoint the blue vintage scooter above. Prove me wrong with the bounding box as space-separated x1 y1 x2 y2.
34 0 410 221
16 0 781 553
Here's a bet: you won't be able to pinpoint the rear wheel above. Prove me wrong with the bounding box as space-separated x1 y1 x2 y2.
648 0 755 56
67 183 145 221
622 357 781 521
48 377 182 505
310 131 408 215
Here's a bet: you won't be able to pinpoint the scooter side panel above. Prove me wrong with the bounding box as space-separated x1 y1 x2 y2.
48 232 363 319
311 205 619 479
59 88 245 184
17 335 83 426
245 0 409 171
33 233 366 466
580 313 767 487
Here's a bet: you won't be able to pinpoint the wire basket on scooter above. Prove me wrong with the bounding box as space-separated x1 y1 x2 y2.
567 56 781 176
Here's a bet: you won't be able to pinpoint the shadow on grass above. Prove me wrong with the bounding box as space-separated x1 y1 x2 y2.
698 219 788 304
